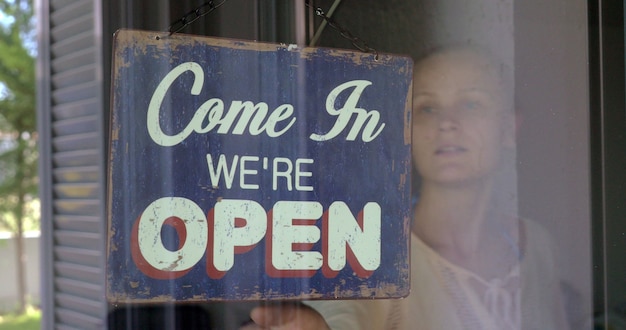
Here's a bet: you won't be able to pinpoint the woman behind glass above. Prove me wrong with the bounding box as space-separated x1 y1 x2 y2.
242 46 570 330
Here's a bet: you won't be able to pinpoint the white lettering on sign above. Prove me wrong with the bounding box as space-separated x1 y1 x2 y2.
147 62 296 147
210 199 267 273
323 202 381 278
136 197 208 272
309 80 386 142
295 158 314 191
206 154 314 191
206 153 238 189
130 198 381 279
146 62 386 146
270 201 323 271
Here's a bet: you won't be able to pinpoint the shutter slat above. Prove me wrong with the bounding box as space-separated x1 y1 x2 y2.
54 182 99 199
55 278 102 298
56 324 84 330
54 230 102 249
52 149 99 167
51 48 95 74
51 21 93 56
52 65 96 90
56 293 103 317
52 99 99 120
53 115 99 136
55 246 101 267
52 80 98 105
50 0 85 11
54 215 101 233
56 307 104 329
55 262 102 283
50 0 92 28
53 132 99 152
53 166 99 183
54 199 100 216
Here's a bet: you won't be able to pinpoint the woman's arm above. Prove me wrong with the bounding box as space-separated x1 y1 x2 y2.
241 299 392 330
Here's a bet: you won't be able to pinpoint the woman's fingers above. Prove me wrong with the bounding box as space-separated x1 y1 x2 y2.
247 303 330 330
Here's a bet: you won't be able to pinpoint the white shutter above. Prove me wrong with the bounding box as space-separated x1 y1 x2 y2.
38 0 107 328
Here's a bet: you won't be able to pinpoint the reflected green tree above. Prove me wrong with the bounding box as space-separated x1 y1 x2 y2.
0 0 37 314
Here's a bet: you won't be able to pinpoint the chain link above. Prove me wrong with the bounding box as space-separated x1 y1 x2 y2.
307 2 378 59
167 0 230 36
164 0 378 60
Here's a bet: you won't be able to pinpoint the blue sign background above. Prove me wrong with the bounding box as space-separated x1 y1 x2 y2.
107 30 413 303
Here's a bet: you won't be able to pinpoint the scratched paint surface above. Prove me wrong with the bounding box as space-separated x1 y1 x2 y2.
107 29 413 303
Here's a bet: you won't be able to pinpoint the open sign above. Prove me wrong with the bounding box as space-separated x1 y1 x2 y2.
106 29 413 303
131 198 381 279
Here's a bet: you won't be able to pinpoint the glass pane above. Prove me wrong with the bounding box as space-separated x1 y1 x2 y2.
103 0 593 328
305 0 592 328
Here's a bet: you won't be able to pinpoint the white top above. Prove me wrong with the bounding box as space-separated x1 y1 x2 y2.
305 219 569 330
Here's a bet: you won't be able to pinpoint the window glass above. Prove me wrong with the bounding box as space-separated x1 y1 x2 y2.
307 1 591 329
106 1 593 329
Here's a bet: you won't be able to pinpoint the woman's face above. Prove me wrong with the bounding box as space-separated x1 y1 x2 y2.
412 49 514 186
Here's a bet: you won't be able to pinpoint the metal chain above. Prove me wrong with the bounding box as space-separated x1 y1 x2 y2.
167 0 230 36
306 1 378 59
164 0 378 60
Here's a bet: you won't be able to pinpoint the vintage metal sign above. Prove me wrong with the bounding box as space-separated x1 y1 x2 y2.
107 29 413 303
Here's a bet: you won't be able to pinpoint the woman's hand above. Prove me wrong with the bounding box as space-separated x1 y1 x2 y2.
240 303 330 330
